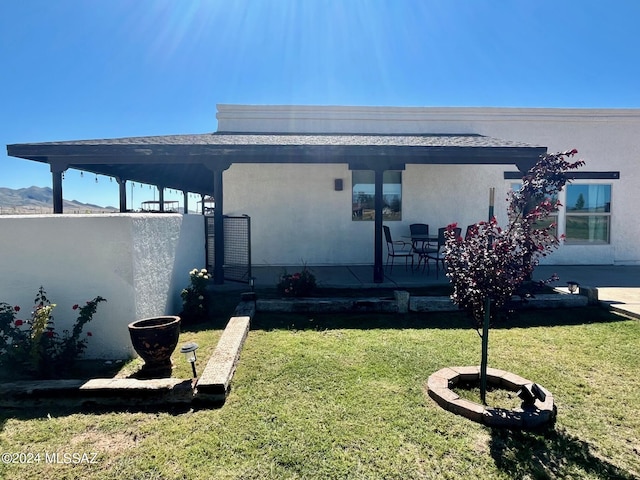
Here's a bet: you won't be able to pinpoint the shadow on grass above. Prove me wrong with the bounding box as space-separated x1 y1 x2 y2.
0 402 196 432
251 307 629 332
490 426 638 479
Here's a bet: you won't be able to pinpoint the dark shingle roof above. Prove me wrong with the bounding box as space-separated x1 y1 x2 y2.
7 132 546 196
25 132 540 149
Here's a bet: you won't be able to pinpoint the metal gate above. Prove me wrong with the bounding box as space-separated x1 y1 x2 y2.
206 215 251 283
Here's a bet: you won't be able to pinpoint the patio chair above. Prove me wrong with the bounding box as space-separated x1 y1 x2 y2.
426 226 462 278
409 223 433 271
465 224 475 240
383 225 414 272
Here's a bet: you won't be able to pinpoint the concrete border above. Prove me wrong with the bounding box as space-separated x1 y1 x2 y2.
426 366 556 429
256 292 587 314
0 298 257 410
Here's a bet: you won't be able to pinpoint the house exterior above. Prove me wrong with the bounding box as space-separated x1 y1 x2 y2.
3 104 638 359
219 105 637 267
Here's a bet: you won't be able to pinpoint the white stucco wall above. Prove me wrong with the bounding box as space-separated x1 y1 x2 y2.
219 105 640 266
0 214 205 360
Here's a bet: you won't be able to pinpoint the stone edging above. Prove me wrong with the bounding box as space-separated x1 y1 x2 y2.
427 366 556 429
256 292 588 314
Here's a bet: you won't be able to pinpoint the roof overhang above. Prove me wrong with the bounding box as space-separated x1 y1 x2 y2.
7 132 547 195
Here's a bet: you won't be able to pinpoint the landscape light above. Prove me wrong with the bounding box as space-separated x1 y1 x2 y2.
567 281 580 294
180 342 199 378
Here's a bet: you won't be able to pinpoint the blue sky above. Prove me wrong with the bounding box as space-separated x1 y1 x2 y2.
2 0 639 208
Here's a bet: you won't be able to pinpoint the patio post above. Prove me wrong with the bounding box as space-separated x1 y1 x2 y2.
158 186 165 212
213 169 224 284
116 177 127 212
49 161 67 214
183 191 189 214
373 168 384 283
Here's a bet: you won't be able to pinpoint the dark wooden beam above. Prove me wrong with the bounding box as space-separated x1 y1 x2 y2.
117 178 127 212
158 187 165 213
49 161 67 214
504 171 621 180
373 169 385 284
213 170 224 285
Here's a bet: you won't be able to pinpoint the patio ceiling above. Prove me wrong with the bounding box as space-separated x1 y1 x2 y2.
7 132 547 196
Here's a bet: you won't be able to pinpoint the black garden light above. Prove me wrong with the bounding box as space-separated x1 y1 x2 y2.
180 342 199 378
567 281 580 294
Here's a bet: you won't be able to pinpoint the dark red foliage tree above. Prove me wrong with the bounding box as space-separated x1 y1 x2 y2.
444 149 584 328
443 149 584 403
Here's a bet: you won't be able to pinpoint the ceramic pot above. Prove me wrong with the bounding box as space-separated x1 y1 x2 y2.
128 316 181 378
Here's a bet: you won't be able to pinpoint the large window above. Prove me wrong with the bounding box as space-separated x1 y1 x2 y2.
352 171 402 221
510 183 558 237
565 184 611 244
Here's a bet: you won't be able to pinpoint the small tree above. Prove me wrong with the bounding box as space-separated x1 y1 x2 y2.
444 149 584 403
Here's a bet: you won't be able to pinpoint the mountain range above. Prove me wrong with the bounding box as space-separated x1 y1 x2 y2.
0 186 116 214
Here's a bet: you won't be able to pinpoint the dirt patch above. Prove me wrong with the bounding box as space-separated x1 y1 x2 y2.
71 429 140 453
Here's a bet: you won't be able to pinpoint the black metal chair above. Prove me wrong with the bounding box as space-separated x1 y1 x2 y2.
465 224 475 240
426 226 462 277
383 225 414 272
410 223 434 272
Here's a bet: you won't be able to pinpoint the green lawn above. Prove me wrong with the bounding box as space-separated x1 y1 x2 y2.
1 307 639 479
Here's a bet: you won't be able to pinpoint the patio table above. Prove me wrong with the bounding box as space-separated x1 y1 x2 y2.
402 234 439 272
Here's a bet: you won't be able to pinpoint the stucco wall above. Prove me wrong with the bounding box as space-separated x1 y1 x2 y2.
219 105 640 266
0 214 205 360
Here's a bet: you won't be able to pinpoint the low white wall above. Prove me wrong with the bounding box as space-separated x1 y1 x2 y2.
0 214 205 360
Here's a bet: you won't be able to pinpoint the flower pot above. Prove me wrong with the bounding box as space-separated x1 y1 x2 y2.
128 316 181 378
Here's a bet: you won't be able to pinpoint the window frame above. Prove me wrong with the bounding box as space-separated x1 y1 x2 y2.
563 183 612 245
352 170 402 221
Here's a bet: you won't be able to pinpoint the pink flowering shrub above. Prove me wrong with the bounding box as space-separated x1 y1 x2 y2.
277 267 317 297
0 286 105 378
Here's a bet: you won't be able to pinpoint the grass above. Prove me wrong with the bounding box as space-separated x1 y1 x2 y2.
1 306 639 479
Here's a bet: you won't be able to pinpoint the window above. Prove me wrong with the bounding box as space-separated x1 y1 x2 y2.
510 183 558 237
352 171 402 221
565 184 611 244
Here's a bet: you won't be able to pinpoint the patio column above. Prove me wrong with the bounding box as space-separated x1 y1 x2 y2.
183 191 189 214
204 160 231 285
213 169 224 284
49 161 68 214
373 168 385 283
116 178 127 212
158 187 165 212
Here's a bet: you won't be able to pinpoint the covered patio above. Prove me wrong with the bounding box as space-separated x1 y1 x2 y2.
7 132 546 283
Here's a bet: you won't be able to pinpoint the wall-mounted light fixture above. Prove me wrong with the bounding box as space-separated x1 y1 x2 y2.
334 179 343 191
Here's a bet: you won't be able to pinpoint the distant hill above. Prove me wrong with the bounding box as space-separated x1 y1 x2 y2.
0 186 117 214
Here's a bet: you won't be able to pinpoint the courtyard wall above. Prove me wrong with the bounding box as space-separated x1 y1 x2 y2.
0 213 205 360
